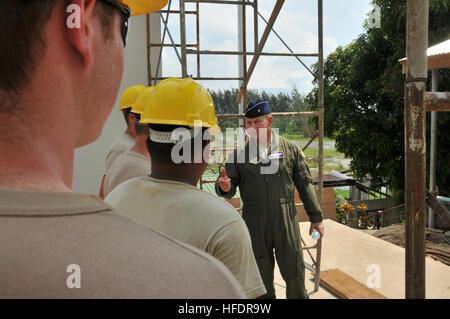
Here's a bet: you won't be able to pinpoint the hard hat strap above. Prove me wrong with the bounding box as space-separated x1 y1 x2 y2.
149 127 203 144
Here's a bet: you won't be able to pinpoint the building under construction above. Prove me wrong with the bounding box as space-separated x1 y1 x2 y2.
72 0 450 299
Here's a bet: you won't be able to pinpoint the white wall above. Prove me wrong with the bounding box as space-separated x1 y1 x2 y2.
72 13 161 194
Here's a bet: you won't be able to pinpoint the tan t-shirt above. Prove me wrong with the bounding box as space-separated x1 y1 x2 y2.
105 176 267 299
105 132 135 170
103 150 151 197
0 188 246 299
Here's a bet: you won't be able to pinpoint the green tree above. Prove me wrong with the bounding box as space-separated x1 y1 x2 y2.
210 88 314 135
307 0 450 200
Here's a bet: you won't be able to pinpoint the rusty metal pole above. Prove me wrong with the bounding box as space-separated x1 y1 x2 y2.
314 0 324 293
405 0 428 299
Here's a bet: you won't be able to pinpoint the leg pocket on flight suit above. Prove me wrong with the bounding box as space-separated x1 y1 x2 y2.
279 198 302 257
279 198 299 227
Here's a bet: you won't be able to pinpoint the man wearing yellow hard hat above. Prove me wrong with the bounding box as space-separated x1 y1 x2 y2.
107 85 145 168
105 78 267 299
0 0 244 299
102 86 154 197
98 84 142 198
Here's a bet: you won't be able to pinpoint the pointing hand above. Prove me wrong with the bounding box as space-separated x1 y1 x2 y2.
218 168 231 193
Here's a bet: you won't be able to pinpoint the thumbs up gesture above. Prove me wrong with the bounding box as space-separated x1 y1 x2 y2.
218 168 231 193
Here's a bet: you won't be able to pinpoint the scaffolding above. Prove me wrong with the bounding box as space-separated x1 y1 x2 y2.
146 0 325 294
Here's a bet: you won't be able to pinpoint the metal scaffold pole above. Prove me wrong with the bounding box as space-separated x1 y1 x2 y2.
428 69 438 229
404 0 428 299
179 0 188 78
314 0 324 293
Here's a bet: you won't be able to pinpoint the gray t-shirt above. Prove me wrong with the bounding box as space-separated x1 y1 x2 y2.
105 176 266 298
105 132 135 171
0 189 246 298
103 150 151 197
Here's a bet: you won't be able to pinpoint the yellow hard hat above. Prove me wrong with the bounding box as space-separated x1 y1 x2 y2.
132 86 155 115
120 0 168 16
140 78 219 129
119 84 146 110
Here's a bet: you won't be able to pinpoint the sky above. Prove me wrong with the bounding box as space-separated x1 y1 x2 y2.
157 0 373 95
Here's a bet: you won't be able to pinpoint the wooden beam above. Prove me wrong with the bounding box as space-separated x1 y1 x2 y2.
426 191 450 227
424 91 450 112
316 268 388 299
216 111 321 120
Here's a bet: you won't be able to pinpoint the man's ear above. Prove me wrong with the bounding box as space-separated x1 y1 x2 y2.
128 112 136 124
267 115 273 127
65 0 97 68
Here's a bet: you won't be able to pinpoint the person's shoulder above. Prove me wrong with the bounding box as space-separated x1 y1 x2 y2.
191 189 241 221
83 205 245 298
117 151 150 169
104 176 145 203
0 190 245 298
101 209 246 297
107 150 128 168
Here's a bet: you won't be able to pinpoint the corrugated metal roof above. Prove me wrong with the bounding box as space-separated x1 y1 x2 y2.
399 38 450 61
427 39 450 56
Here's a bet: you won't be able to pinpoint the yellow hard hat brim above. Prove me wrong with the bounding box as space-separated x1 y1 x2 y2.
119 104 133 110
121 0 168 16
139 117 218 128
209 125 221 133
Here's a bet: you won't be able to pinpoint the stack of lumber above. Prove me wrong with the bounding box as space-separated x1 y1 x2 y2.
372 224 450 266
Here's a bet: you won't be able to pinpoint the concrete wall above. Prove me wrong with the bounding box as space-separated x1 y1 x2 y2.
72 13 161 194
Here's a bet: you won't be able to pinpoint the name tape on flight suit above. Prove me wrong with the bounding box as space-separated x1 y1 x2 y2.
269 152 284 159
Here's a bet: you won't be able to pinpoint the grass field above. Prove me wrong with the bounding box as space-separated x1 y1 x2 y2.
281 133 348 176
334 189 350 200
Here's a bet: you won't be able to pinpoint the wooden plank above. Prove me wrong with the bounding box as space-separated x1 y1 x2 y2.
226 198 241 209
296 187 337 222
424 91 450 112
317 268 388 299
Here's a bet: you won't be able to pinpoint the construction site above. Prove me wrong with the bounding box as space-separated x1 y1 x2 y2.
71 0 450 299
